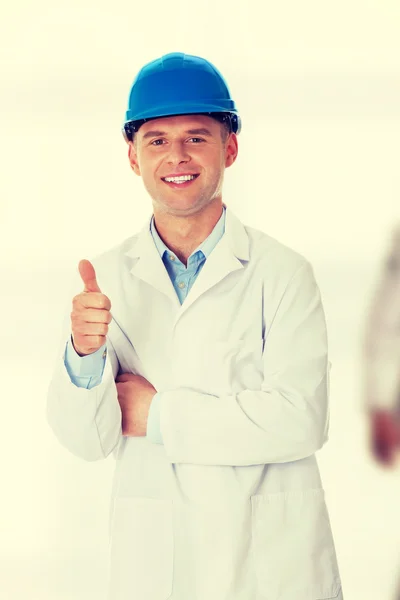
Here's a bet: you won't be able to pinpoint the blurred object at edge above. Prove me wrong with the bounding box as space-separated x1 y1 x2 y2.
363 221 400 468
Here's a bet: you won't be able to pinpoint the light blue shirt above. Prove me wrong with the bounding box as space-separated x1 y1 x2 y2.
64 206 226 445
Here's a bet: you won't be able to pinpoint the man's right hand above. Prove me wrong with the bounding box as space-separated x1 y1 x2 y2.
70 259 112 357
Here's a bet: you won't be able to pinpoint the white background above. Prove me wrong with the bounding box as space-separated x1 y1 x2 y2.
1 1 400 598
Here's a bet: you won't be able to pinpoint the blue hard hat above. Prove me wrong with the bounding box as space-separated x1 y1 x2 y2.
122 52 241 142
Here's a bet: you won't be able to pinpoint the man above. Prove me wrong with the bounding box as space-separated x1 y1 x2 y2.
363 223 400 466
47 52 343 600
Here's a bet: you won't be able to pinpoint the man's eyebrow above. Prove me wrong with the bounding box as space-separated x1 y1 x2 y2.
141 127 213 140
185 128 213 136
142 130 166 139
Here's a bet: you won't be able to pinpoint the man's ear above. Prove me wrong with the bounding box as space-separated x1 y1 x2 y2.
225 133 238 168
128 142 141 175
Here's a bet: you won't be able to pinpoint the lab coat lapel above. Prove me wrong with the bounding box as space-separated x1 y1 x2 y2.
124 204 250 320
124 219 181 308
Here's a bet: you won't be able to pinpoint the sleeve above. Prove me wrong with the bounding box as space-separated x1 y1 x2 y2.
157 260 331 466
46 270 122 462
146 392 164 444
64 336 107 389
362 226 400 411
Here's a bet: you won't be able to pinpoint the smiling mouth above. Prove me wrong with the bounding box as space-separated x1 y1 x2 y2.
161 174 200 185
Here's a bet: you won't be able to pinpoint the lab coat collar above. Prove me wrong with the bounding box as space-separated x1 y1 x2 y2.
124 202 250 317
150 205 227 261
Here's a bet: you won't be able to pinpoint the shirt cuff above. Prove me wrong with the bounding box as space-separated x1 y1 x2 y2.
146 392 164 445
64 335 107 378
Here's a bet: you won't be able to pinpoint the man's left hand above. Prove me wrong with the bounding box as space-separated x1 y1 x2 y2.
115 373 157 437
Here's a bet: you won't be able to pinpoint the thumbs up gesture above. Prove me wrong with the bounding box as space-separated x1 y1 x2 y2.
70 260 112 356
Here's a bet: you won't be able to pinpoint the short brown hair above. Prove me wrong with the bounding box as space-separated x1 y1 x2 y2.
219 121 230 143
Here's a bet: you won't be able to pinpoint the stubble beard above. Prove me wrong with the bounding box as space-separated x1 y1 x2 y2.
153 180 223 217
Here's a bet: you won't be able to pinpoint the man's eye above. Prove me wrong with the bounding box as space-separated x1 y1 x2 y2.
189 137 204 143
151 139 164 146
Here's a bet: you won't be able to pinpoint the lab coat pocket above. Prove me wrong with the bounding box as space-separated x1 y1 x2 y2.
108 496 174 600
251 489 342 600
180 337 264 395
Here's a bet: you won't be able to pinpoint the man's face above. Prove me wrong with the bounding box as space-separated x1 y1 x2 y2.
128 114 238 216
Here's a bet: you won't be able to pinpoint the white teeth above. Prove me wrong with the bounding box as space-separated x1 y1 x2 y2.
164 175 196 183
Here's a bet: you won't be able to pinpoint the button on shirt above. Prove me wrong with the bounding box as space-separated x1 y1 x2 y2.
64 206 226 444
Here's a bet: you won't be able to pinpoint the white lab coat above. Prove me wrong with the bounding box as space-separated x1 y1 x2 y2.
363 223 400 411
47 204 343 600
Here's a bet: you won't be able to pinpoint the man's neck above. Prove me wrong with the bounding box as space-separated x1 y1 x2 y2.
153 201 224 265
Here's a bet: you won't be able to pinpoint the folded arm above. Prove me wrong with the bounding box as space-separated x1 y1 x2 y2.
156 261 331 466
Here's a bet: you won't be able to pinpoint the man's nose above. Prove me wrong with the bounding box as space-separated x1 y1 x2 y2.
166 141 190 164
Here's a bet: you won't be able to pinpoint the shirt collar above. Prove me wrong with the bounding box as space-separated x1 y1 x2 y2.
150 206 226 260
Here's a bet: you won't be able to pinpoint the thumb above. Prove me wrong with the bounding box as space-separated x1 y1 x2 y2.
78 259 101 293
